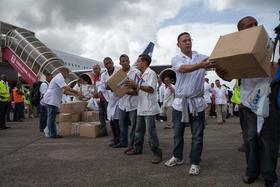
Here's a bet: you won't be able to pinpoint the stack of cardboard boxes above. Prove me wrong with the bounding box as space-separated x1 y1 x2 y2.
58 101 102 138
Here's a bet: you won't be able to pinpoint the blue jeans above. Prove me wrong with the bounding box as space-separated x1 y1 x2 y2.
39 104 47 131
46 104 58 138
133 115 162 156
119 109 137 148
14 102 24 121
242 106 280 182
172 109 205 165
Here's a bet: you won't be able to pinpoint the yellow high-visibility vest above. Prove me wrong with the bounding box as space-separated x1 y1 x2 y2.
231 79 240 104
0 80 10 102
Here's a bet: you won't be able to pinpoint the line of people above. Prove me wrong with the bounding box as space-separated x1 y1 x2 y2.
0 75 43 130
86 16 280 187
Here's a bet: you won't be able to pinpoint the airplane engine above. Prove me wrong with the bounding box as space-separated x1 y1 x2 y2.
79 72 95 85
158 68 176 84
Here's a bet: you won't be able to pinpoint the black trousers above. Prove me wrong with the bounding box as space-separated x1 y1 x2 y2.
39 104 47 131
6 101 13 121
98 100 108 135
0 101 8 128
242 106 280 183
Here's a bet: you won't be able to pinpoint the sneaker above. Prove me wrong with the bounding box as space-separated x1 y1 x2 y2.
164 156 184 167
188 164 200 175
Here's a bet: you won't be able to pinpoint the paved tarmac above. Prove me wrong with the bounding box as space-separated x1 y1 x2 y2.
0 116 279 187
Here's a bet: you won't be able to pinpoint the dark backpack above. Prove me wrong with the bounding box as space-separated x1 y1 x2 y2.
30 81 42 106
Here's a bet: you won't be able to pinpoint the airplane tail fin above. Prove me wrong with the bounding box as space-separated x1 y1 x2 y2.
133 42 155 66
142 42 154 57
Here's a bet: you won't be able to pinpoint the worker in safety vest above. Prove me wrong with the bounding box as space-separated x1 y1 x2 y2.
0 74 11 130
12 82 25 122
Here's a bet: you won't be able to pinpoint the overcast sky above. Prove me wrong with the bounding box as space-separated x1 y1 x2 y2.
0 0 279 86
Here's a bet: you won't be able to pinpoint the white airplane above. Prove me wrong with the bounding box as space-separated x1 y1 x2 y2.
0 21 155 85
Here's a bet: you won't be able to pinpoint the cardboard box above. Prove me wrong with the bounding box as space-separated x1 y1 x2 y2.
59 122 72 136
60 101 87 113
59 113 72 123
71 112 82 122
82 111 99 122
209 25 273 80
71 122 82 135
106 69 129 97
79 122 100 138
59 112 81 123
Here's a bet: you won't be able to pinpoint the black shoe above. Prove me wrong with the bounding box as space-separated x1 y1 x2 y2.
124 148 133 154
163 125 172 129
125 149 142 155
0 126 11 130
40 129 44 132
243 176 257 184
112 143 127 148
265 180 278 187
50 135 63 139
97 132 108 137
109 142 118 147
238 146 245 152
151 153 162 164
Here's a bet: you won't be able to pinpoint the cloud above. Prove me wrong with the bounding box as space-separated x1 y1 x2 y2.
153 22 236 65
0 0 191 63
205 0 279 12
0 0 277 75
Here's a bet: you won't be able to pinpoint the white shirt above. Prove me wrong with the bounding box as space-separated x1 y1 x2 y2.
42 73 67 108
72 83 82 101
240 77 268 108
162 84 175 107
213 86 228 105
98 66 121 120
118 67 139 112
137 67 160 116
97 67 120 102
172 51 208 112
204 82 212 104
39 81 49 96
